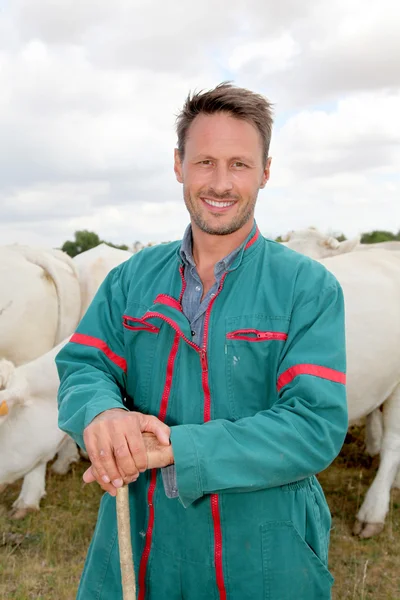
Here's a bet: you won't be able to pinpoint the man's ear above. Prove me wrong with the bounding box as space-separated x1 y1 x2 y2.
260 157 272 189
174 148 183 183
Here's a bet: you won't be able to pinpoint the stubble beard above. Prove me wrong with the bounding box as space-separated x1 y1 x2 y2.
183 188 257 236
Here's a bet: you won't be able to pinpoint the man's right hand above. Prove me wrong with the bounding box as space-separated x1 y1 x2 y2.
83 408 170 496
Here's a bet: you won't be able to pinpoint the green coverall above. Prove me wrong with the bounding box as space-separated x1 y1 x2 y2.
56 225 348 599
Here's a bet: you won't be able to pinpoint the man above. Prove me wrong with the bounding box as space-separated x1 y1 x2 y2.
56 83 348 599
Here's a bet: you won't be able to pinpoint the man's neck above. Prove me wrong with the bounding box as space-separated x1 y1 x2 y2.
191 219 254 270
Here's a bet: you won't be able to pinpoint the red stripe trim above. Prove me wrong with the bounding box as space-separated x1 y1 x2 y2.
138 469 157 600
277 364 346 392
211 494 227 600
154 294 183 312
70 333 127 372
179 265 187 303
201 274 228 598
158 333 180 421
202 273 227 423
142 312 200 351
244 227 259 250
226 329 288 342
137 333 180 599
122 315 159 333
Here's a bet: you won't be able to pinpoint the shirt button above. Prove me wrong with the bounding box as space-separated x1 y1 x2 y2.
191 331 196 336
211 293 216 297
195 285 201 292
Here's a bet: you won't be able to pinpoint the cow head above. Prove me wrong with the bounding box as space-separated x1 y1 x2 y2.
281 227 360 259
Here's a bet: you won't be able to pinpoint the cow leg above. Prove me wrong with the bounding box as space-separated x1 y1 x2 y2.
10 462 47 519
393 468 400 489
51 435 79 475
354 383 400 538
365 408 383 456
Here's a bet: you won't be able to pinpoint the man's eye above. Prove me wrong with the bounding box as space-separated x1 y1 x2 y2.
233 162 246 168
200 160 212 165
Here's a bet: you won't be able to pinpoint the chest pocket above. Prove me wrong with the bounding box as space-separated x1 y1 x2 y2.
122 307 161 410
225 315 289 419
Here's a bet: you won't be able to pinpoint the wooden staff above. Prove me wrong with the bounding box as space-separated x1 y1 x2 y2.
116 485 136 599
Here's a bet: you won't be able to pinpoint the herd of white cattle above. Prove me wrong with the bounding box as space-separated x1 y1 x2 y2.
0 230 399 540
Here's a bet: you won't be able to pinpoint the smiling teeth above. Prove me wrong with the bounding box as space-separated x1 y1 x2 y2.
204 199 235 208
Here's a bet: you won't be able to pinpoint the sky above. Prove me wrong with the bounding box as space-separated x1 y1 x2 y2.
0 0 399 247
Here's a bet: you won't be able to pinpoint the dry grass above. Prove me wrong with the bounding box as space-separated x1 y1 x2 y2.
0 427 399 599
319 427 400 600
0 464 102 600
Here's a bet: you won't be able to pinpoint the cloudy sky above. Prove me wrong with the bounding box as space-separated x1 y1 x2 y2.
1 0 399 248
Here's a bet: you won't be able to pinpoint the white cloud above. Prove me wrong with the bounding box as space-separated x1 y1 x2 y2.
0 0 398 249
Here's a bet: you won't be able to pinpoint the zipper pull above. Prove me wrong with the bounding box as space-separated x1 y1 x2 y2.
257 332 272 339
200 350 208 372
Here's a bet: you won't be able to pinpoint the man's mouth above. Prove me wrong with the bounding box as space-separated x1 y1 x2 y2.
202 198 236 208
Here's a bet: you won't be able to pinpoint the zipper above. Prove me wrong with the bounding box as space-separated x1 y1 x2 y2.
226 329 288 342
200 350 208 372
199 272 228 598
138 332 180 600
122 315 160 333
179 264 187 302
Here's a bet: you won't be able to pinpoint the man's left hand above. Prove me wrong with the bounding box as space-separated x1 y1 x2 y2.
82 432 174 487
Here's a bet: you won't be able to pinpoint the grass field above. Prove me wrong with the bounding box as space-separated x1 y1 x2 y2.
1 427 399 599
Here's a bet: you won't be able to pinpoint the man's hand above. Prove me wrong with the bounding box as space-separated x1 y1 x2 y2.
142 432 174 469
83 432 174 493
82 408 170 496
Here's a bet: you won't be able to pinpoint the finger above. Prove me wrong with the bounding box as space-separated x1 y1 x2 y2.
124 422 148 473
112 433 142 478
83 465 118 496
85 437 125 489
91 464 138 488
83 466 96 483
138 414 171 445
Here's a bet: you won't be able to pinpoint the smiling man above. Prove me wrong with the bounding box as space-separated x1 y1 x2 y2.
56 83 348 600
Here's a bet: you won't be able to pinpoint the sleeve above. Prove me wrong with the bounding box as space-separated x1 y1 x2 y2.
56 266 129 451
170 280 348 508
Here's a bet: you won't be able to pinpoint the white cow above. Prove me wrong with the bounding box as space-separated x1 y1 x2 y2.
73 244 132 317
317 250 400 538
0 246 133 519
358 241 400 252
281 227 361 258
282 228 393 458
282 227 400 257
0 338 80 518
0 245 81 365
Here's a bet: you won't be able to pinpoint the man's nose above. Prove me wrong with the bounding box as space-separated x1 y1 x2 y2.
210 164 234 196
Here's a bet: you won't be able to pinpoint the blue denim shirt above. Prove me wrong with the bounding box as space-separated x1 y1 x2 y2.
161 224 244 497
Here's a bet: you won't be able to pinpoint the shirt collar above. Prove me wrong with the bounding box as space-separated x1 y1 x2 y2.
179 224 246 275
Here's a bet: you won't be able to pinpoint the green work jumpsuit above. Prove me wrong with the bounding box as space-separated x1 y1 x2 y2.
56 225 348 599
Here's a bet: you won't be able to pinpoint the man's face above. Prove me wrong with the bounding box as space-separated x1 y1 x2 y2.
174 112 271 236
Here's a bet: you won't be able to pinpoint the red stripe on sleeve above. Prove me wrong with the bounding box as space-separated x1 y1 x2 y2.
277 363 346 392
70 333 127 373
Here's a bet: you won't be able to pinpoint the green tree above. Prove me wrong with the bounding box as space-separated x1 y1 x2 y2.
360 230 399 244
62 230 128 257
335 233 347 242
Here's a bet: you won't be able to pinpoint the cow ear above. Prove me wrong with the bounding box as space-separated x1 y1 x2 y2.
0 360 15 391
337 236 360 254
321 236 340 249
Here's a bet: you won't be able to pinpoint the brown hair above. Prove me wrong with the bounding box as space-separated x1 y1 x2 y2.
176 82 274 164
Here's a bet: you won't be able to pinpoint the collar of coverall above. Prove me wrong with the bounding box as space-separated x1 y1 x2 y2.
177 220 262 272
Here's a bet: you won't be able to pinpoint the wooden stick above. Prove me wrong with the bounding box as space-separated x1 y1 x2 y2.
116 485 136 599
